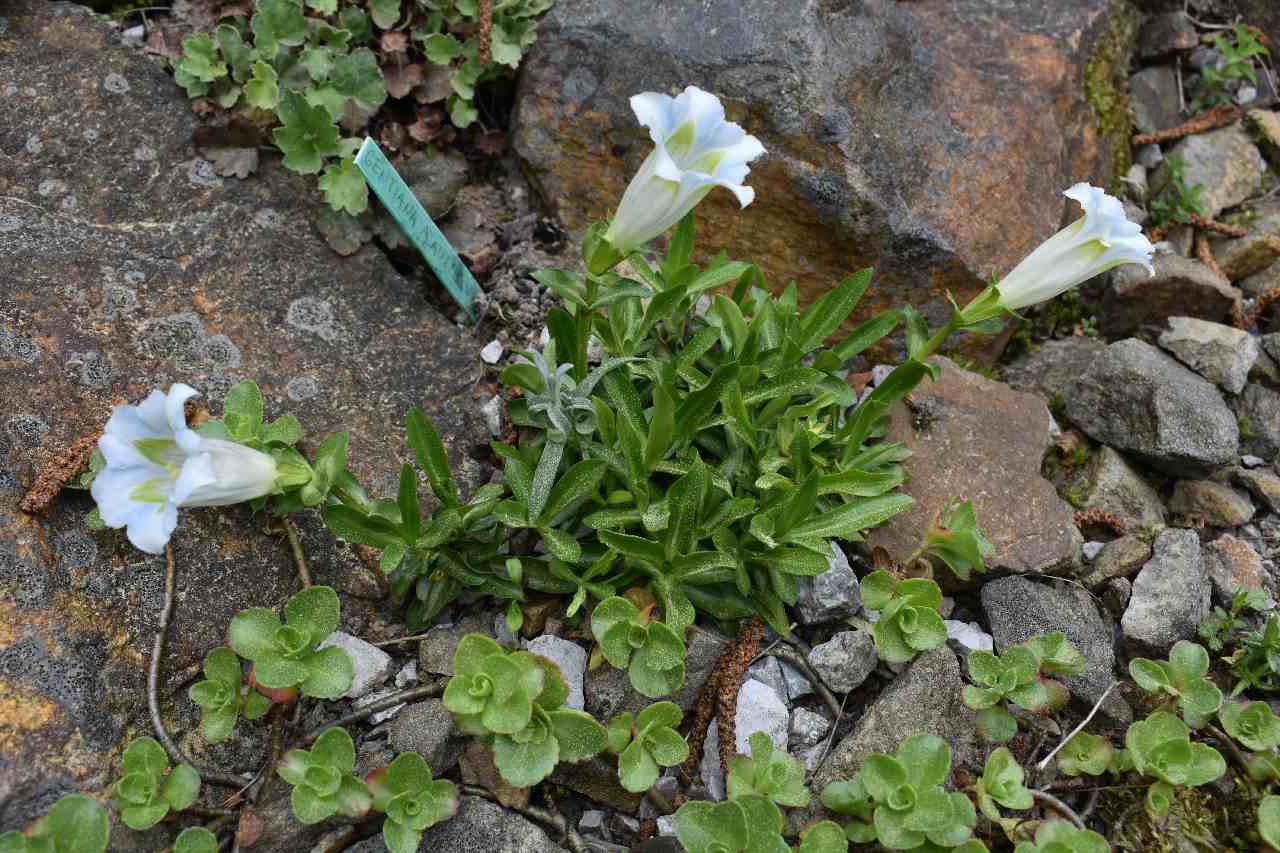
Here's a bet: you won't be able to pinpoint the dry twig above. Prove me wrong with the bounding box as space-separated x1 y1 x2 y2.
1197 234 1227 281
299 683 442 746
1187 214 1248 238
1032 788 1088 830
1132 104 1243 146
281 516 311 589
20 428 100 513
1036 681 1118 773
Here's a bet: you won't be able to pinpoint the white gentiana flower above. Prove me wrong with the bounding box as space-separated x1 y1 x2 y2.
995 183 1154 311
603 85 766 254
91 384 278 554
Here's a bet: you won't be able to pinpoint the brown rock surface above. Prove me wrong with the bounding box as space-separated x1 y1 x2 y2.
513 0 1136 348
0 0 486 829
865 358 1081 579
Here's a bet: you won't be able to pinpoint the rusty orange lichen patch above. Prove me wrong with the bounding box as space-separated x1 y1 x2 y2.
0 679 60 753
0 601 22 647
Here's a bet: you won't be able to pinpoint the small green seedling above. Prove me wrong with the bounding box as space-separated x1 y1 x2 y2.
174 827 219 853
1057 732 1114 777
726 731 809 808
1012 820 1110 853
443 634 544 736
0 794 109 853
1124 711 1226 817
276 727 372 824
858 734 977 850
1219 700 1280 752
1260 795 1280 851
1198 586 1268 653
673 794 789 853
793 821 850 853
859 571 947 664
606 701 690 793
1230 612 1280 696
367 752 459 853
228 585 354 699
188 646 272 743
1129 640 1222 728
962 632 1082 742
918 499 992 581
591 595 686 697
820 777 877 844
111 737 201 830
975 747 1033 822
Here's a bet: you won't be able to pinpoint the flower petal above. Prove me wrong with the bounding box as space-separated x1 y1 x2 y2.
164 384 200 434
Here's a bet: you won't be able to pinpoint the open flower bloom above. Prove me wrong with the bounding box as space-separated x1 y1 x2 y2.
603 85 766 255
91 384 278 554
996 183 1154 312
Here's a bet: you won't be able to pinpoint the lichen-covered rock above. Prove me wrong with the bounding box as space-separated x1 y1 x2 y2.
1121 529 1211 655
866 357 1081 579
1202 533 1272 606
513 0 1135 350
1157 316 1259 394
1098 254 1238 338
1233 384 1280 460
1167 480 1255 528
388 700 466 776
1235 466 1280 513
1081 534 1154 588
1064 339 1238 475
1153 122 1268 218
0 0 486 825
1062 446 1166 531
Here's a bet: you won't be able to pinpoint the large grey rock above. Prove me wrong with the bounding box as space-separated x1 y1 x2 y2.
1099 254 1238 338
1063 446 1166 531
1130 66 1181 135
1154 122 1268 218
981 576 1127 722
1122 529 1211 655
1167 480 1255 528
795 542 861 624
699 679 789 800
813 648 980 793
415 796 568 853
585 624 728 720
513 0 1136 354
1157 316 1259 394
1000 337 1106 405
866 357 1081 579
0 1 487 825
1064 339 1238 475
808 630 878 693
526 635 586 711
1209 199 1280 282
1233 384 1280 461
388 700 466 776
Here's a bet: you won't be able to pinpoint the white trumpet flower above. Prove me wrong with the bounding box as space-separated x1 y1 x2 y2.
995 183 1154 311
602 85 765 256
91 384 278 554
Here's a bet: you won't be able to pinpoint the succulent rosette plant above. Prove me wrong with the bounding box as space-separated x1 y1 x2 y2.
607 701 690 793
110 737 201 831
228 585 354 699
188 646 272 742
591 595 686 698
276 727 372 824
367 753 459 853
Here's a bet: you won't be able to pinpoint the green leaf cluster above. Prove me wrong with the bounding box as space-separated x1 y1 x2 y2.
1198 586 1268 653
975 747 1033 822
1149 155 1206 228
228 585 355 699
1056 731 1114 777
860 572 947 664
726 731 809 808
277 727 373 823
1228 612 1280 696
962 632 1083 742
1129 640 1222 728
188 646 272 743
443 634 606 787
674 794 791 853
606 701 690 793
1122 711 1226 815
1193 23 1269 111
367 752 459 853
111 737 202 830
1219 699 1280 752
174 828 220 853
0 795 109 853
1012 820 1109 853
591 595 686 697
919 499 992 581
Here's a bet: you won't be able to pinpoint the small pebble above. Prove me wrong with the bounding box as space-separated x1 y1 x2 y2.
1082 541 1105 561
480 338 504 364
1243 455 1267 468
395 661 418 688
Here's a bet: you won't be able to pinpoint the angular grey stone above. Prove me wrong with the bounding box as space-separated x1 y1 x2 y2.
1137 12 1198 58
1064 338 1238 475
1064 446 1166 530
1000 337 1106 406
1099 254 1238 338
699 679 789 800
1235 466 1280 513
317 631 393 699
388 699 466 776
1202 533 1273 606
416 796 568 852
1168 480 1255 527
746 656 789 703
1082 541 1105 561
808 630 878 693
1081 534 1154 588
1158 316 1259 394
790 708 831 749
795 542 861 624
981 576 1127 722
813 648 980 793
526 635 586 710
1262 333 1280 366
1130 66 1182 134
585 624 728 719
1155 123 1268 218
1122 529 1211 655
780 658 813 701
1233 384 1280 460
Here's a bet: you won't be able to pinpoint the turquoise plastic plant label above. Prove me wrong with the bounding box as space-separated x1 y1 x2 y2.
354 138 481 320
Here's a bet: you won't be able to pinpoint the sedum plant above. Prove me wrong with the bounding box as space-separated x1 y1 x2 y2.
974 747 1033 822
173 827 219 853
1129 640 1222 728
591 594 686 697
820 777 877 845
674 794 790 853
188 646 272 743
962 632 1084 742
1057 731 1114 777
367 752 459 853
276 727 373 824
859 572 947 665
229 585 354 700
726 731 809 808
793 820 851 853
111 737 202 830
1219 700 1280 752
1123 711 1226 817
1012 820 1110 853
606 701 689 793
0 795 109 853
444 634 606 787
857 734 977 851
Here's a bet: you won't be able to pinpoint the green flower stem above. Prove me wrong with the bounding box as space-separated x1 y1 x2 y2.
920 313 964 360
151 545 250 789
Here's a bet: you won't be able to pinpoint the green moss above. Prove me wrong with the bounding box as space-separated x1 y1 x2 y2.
1240 414 1256 441
1083 1 1138 194
1071 444 1091 467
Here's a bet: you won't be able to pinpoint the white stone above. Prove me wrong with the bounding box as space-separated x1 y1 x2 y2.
480 394 503 437
657 815 678 836
480 338 504 364
526 635 586 710
944 620 994 653
395 661 418 688
1243 455 1267 468
699 679 789 799
1082 541 1105 561
318 631 393 699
